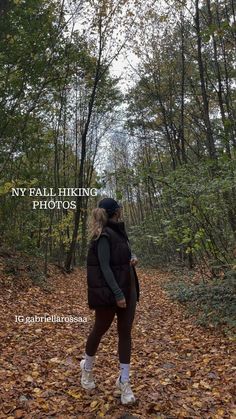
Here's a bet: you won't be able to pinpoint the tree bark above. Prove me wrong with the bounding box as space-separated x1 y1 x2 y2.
195 0 217 160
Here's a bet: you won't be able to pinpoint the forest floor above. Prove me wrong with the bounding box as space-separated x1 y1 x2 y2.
0 259 235 419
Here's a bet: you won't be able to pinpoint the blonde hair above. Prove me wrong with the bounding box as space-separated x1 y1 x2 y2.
88 207 108 240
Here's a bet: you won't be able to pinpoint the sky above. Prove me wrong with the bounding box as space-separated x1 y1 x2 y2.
64 1 139 178
110 50 140 93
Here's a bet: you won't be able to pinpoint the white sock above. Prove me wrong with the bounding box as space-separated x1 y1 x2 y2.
84 353 95 371
120 363 130 383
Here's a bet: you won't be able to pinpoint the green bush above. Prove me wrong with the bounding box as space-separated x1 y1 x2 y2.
164 274 236 332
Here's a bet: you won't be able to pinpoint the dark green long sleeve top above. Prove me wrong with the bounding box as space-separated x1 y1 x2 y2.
97 236 126 302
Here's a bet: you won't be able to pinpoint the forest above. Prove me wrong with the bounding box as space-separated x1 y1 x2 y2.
1 0 235 271
0 0 235 417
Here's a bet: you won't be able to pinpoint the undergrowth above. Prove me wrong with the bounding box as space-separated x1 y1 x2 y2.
164 271 236 335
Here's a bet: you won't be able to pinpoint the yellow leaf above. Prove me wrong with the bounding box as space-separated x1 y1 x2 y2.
33 388 41 396
200 380 211 389
67 390 81 399
49 357 60 363
213 391 221 397
66 347 76 354
41 403 49 411
192 401 203 408
160 379 171 385
90 400 100 411
24 375 34 382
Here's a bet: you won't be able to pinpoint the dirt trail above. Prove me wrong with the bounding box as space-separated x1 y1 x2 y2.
0 268 235 418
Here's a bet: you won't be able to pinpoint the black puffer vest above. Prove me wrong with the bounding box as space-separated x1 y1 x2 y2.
86 220 140 309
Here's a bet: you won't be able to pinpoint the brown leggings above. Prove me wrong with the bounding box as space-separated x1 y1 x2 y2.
85 284 137 364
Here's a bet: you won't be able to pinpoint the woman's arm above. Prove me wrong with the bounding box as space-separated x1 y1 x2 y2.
97 236 125 302
127 240 138 265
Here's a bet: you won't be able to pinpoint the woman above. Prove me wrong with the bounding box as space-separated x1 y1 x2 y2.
80 197 140 405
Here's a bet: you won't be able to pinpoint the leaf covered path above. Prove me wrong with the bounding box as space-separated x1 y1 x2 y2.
0 268 235 418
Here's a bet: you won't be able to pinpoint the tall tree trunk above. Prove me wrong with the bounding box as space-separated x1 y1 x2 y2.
180 7 187 163
65 14 103 271
195 0 217 160
206 0 231 157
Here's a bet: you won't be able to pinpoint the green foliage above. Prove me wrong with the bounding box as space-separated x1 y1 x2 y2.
164 273 236 331
0 0 120 265
5 258 20 276
29 269 47 287
125 156 235 271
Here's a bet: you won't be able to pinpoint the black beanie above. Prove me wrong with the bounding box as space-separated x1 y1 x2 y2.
98 198 121 217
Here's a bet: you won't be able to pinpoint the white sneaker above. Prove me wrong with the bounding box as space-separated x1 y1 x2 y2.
80 359 96 390
115 375 136 404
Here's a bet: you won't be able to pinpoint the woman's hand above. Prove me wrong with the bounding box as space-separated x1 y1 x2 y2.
116 298 127 308
130 257 138 266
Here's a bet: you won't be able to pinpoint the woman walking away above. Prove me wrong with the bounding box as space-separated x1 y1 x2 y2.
80 198 140 405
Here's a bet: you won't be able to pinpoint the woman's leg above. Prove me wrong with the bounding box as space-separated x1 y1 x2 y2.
116 293 137 404
85 306 116 357
81 308 115 388
117 284 137 372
